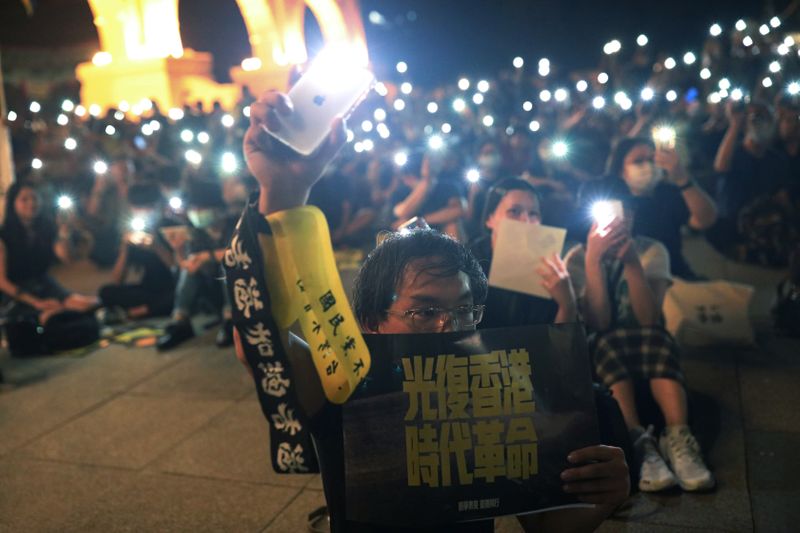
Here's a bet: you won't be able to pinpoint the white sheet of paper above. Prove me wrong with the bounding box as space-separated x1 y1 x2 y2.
488 219 567 299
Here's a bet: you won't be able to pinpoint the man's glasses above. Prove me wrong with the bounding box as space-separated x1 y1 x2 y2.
385 304 485 332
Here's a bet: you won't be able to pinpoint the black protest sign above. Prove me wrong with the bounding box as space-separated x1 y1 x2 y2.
342 323 599 526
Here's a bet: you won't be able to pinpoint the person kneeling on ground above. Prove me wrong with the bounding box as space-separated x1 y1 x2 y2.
157 180 238 350
564 197 715 492
230 90 630 532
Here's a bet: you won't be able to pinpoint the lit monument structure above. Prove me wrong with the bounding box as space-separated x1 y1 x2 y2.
75 0 367 111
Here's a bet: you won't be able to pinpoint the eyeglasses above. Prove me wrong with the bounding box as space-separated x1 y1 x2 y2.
385 304 485 332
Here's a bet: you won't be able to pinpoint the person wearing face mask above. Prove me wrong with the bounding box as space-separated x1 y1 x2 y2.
157 180 239 350
97 182 177 321
565 198 715 493
709 101 792 256
579 137 717 279
465 141 509 239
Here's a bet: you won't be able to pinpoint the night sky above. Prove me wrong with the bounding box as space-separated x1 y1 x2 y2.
0 0 789 86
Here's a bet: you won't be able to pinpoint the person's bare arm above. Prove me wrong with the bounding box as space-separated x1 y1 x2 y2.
656 147 717 230
582 222 626 331
110 239 129 285
421 196 465 226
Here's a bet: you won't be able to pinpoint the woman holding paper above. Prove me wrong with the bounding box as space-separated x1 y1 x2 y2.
469 179 577 328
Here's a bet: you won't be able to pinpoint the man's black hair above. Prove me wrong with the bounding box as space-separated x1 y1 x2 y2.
353 229 488 331
480 178 541 232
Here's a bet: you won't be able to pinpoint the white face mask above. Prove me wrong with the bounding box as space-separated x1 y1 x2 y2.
624 162 660 194
478 153 501 172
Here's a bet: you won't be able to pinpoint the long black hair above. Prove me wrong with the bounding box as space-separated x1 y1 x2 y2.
605 137 654 178
480 178 541 233
1 181 55 255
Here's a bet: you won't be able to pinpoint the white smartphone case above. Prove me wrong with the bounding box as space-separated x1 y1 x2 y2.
267 63 374 156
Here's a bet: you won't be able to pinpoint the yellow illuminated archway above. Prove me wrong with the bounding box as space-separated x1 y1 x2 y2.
76 0 367 111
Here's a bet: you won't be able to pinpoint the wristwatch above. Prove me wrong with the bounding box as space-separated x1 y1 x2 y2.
678 180 695 191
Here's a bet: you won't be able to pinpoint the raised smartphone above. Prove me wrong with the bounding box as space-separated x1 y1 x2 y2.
266 51 374 156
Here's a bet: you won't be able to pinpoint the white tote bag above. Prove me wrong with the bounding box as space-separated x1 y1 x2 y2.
663 279 755 346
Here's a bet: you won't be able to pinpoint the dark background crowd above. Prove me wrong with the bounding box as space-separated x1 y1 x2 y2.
1 11 799 352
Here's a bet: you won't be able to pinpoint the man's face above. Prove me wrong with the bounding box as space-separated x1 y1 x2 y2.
375 259 475 334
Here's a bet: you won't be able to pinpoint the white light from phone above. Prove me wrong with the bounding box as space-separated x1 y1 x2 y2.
641 87 655 101
592 96 606 109
513 56 524 68
185 149 202 165
428 135 444 150
441 123 452 133
400 82 413 95
169 196 183 210
770 16 781 28
396 61 407 73
57 195 73 210
700 68 711 80
197 131 210 144
592 200 621 230
221 114 234 128
709 23 722 37
482 115 494 127
7 111 17 122
522 100 533 111
735 20 746 32
554 88 568 102
373 108 386 121
61 100 75 112
664 57 677 70
552 140 568 158
29 101 41 113
458 78 470 91
453 98 466 112
361 120 373 132
394 151 408 167
131 217 147 232
427 102 438 114
538 58 550 77
466 168 480 183
769 61 781 73
788 82 800 95
393 99 406 111
221 152 238 174
637 34 648 46
477 80 490 93
666 90 678 102
472 93 484 105
539 90 551 102
105 125 116 135
529 120 540 132
576 80 588 92
64 137 77 150
597 72 609 84
180 129 194 143
94 160 108 174
376 123 390 139
31 158 43 170
730 88 744 101
57 114 68 126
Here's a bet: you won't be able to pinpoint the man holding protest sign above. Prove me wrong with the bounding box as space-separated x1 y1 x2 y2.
227 90 629 532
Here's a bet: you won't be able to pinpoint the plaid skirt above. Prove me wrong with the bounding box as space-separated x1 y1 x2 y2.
588 327 685 387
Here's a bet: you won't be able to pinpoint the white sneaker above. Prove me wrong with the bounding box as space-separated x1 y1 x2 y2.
632 425 678 492
659 425 716 491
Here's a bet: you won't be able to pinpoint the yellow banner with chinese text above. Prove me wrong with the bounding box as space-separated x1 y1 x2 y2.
261 206 370 404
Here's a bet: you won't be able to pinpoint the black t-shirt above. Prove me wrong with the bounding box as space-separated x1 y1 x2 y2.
579 176 693 278
0 221 57 284
469 236 559 328
717 145 791 219
126 219 177 292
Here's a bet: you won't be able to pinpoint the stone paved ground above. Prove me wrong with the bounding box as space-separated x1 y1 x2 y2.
1 237 798 532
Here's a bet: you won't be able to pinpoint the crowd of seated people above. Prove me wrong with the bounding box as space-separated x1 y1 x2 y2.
1 13 798 491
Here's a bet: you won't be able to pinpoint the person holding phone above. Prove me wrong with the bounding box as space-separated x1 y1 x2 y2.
228 90 629 532
564 198 714 493
578 137 717 279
